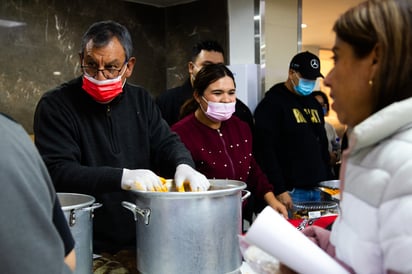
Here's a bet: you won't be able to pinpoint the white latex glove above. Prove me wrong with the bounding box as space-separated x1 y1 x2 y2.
121 168 164 191
174 164 210 192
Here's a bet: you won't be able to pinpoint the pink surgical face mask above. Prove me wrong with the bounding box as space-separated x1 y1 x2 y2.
82 73 125 103
201 96 236 122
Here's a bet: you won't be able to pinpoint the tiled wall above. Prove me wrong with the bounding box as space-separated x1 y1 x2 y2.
0 0 227 133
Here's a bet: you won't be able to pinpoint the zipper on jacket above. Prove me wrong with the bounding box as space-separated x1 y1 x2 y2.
107 105 111 117
106 105 120 153
216 128 236 178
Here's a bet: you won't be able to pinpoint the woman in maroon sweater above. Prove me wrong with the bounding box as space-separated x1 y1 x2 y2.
171 63 287 218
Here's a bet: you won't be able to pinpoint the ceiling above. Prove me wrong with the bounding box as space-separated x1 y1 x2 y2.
125 0 364 49
302 0 364 49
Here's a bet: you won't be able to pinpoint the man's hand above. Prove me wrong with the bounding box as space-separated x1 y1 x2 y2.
174 164 210 191
121 169 165 191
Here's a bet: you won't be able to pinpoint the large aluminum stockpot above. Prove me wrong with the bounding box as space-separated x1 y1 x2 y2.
122 179 249 274
58 193 102 274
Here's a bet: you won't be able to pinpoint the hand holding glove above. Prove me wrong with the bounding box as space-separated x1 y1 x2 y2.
121 168 166 191
174 164 210 192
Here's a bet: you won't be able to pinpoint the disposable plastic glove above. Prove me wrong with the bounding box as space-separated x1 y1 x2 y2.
121 168 165 191
174 164 210 192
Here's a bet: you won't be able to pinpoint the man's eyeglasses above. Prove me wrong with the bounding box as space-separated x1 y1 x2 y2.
81 61 127 79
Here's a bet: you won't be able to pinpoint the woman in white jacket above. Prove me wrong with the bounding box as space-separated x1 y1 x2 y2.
282 1 412 273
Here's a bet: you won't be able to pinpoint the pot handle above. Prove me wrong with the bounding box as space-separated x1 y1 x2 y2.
121 201 151 225
241 190 251 201
68 203 103 226
81 202 103 212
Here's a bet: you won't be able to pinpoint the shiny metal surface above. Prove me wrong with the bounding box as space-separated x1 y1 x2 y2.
58 193 101 274
124 179 246 274
318 180 340 189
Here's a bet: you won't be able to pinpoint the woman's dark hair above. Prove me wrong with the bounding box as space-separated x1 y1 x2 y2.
179 63 235 119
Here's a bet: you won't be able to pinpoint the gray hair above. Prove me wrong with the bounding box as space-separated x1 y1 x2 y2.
80 20 133 60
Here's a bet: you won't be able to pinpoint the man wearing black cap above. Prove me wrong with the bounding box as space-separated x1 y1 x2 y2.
253 51 331 213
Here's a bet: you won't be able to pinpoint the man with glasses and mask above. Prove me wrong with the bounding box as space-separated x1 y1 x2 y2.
253 51 331 215
33 20 209 267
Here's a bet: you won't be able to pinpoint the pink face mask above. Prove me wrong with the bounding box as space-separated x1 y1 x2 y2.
201 97 236 122
82 74 125 103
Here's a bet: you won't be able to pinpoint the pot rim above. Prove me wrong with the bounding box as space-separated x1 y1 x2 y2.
318 180 340 190
130 179 246 198
57 192 96 211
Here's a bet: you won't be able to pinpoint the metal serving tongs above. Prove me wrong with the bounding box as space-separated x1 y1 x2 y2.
296 217 320 231
297 218 308 231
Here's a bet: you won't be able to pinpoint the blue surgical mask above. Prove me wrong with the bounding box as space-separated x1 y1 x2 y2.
292 73 316 96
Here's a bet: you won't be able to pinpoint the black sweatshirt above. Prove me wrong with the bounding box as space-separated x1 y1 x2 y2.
254 83 331 195
34 77 194 253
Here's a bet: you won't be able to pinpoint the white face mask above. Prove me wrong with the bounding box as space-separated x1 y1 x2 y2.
201 97 236 122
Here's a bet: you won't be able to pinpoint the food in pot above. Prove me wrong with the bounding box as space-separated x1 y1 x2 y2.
319 187 340 196
177 181 192 192
133 177 168 192
134 177 194 192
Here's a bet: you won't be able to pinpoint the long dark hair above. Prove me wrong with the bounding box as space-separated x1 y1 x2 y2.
179 63 235 119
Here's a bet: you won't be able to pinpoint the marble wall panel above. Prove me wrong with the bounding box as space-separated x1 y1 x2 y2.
164 0 228 89
0 0 227 133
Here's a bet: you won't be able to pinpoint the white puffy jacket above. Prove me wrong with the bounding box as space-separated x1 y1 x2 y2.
331 97 412 274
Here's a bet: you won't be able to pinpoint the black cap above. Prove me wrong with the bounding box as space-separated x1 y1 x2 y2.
289 51 324 80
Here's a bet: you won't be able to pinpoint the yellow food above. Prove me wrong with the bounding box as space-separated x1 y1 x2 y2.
159 177 168 192
133 177 169 192
133 182 145 191
177 181 192 192
134 177 195 192
320 187 340 196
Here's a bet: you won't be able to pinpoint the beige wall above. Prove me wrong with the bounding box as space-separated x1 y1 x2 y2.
264 0 299 91
228 0 255 64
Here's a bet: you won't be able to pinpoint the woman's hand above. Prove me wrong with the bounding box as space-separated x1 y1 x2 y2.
264 192 288 218
276 192 293 210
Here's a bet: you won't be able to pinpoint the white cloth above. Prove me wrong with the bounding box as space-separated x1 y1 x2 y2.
330 97 412 274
